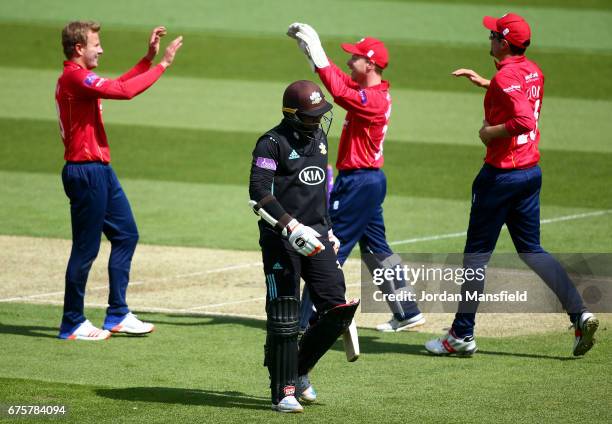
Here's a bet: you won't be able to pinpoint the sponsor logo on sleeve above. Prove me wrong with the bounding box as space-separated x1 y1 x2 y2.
359 89 367 105
503 84 521 93
298 166 325 185
94 78 106 88
83 73 100 87
255 156 277 171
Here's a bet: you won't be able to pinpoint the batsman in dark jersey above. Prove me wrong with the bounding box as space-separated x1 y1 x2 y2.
249 80 359 413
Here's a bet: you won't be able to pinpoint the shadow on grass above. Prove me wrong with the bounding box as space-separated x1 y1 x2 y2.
144 314 265 331
329 335 431 357
0 323 57 339
96 387 269 410
131 314 582 361
330 337 580 361
476 350 580 361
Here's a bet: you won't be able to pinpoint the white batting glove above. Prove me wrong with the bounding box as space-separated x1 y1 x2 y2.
287 22 329 70
283 219 325 257
328 229 340 255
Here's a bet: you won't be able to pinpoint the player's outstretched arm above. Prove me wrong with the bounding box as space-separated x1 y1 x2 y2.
160 36 183 69
73 35 182 101
452 68 490 89
118 26 170 82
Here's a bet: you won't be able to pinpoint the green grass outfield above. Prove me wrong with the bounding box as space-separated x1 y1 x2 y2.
1 303 610 424
0 0 611 422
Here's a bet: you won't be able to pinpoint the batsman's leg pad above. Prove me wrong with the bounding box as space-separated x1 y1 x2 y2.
266 296 300 404
298 300 359 375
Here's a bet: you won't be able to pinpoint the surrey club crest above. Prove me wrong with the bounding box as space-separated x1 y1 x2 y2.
310 91 322 104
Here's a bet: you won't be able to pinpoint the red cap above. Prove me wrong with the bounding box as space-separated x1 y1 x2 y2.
341 37 389 69
483 13 531 48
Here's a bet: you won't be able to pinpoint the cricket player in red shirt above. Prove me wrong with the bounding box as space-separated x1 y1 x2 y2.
288 24 424 332
425 13 598 357
56 21 182 340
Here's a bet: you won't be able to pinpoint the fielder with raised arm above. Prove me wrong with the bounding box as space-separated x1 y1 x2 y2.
287 23 424 332
56 21 182 340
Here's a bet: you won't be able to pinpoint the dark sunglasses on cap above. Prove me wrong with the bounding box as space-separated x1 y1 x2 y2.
489 31 505 41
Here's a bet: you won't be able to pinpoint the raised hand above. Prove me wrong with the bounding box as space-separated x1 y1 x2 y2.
160 36 183 68
146 26 167 61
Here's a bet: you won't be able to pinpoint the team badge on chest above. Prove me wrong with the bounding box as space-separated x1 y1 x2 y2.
319 142 327 155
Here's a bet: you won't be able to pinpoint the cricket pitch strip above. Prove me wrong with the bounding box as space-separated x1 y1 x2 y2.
1 235 608 337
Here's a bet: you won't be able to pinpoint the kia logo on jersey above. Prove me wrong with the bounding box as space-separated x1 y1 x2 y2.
299 166 325 186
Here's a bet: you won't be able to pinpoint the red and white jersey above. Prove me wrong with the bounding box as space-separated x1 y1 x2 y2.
55 59 166 163
317 61 391 171
484 55 544 169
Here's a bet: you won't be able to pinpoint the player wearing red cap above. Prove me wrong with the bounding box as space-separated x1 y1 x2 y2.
425 13 599 357
288 23 424 332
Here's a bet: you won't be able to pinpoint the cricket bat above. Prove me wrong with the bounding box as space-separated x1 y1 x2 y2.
342 319 360 362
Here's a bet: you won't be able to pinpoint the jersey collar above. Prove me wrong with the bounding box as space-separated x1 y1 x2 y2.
365 80 390 91
63 60 85 70
495 55 526 70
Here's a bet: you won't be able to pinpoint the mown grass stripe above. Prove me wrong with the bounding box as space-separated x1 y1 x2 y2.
0 303 610 423
0 0 611 51
1 117 610 210
372 0 612 11
1 67 612 153
2 22 612 101
1 170 610 252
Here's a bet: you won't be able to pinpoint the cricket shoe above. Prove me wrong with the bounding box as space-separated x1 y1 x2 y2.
272 395 303 413
573 312 599 356
425 329 477 356
376 313 426 332
296 374 317 403
103 312 154 335
60 320 111 341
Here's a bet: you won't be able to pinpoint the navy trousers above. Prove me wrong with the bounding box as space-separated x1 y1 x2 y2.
300 169 418 328
452 164 586 337
329 169 393 264
60 162 138 335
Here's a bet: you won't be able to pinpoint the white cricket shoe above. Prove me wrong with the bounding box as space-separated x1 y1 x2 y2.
66 320 111 341
272 396 303 413
376 313 426 332
107 313 155 335
297 374 317 403
573 312 599 356
425 330 477 356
